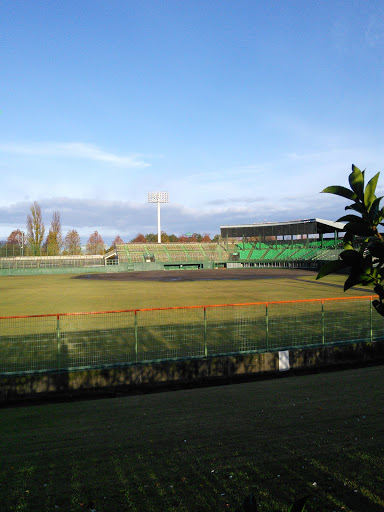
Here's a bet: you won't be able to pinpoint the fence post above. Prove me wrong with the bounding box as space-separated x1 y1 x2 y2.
370 298 373 342
134 310 138 363
266 303 269 351
204 307 207 357
321 300 325 345
57 315 61 370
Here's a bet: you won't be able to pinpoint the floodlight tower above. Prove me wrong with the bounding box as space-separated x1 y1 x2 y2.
148 191 169 243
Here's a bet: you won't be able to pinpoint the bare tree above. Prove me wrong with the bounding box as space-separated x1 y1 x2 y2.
26 202 45 255
86 231 105 254
63 229 82 255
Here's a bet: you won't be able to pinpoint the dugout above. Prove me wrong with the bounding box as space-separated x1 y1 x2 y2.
220 218 345 247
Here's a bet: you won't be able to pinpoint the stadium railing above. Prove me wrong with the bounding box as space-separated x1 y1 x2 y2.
0 295 381 375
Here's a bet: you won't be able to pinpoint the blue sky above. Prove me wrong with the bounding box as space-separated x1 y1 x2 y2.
1 1 383 244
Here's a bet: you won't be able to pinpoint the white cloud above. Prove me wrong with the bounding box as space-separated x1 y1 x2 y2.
0 142 150 168
0 194 348 244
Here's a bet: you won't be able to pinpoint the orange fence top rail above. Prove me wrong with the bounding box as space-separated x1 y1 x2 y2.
0 295 376 320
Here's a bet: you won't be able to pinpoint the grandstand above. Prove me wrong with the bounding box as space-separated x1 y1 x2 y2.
220 218 345 269
114 242 229 270
0 218 347 275
0 254 106 270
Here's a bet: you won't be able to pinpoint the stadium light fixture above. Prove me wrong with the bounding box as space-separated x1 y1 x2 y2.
148 191 169 243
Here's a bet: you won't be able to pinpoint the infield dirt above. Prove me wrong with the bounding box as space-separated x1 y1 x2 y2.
74 267 319 282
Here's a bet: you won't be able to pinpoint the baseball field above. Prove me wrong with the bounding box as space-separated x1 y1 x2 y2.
1 268 383 511
0 268 373 316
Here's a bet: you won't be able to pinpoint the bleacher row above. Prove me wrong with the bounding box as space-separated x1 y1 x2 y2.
236 240 342 261
115 243 229 263
115 241 342 264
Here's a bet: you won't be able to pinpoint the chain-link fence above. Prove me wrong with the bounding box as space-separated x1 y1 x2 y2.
0 296 381 374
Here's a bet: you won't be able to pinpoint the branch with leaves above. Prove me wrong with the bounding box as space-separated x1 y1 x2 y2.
316 164 384 315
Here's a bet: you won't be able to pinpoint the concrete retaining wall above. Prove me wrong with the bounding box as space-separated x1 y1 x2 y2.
1 341 383 404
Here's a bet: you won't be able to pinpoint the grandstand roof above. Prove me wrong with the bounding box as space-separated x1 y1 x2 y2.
220 218 345 238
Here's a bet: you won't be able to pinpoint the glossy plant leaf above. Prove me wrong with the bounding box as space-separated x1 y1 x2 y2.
343 232 354 250
344 222 375 237
364 172 380 210
349 164 365 199
337 214 364 223
345 202 365 214
367 196 383 223
316 260 348 280
339 249 363 265
321 185 357 200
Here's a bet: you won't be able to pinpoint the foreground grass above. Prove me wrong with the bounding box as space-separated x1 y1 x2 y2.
0 366 383 511
0 271 373 316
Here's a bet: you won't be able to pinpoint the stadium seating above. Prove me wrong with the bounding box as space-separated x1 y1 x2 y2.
114 239 342 267
115 243 229 263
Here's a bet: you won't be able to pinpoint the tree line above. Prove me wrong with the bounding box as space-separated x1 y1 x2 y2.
0 201 219 257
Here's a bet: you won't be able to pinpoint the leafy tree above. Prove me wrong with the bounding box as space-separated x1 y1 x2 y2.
144 233 157 243
317 164 384 316
63 229 82 255
202 233 211 242
26 201 45 255
178 235 190 242
132 233 147 243
112 235 124 246
161 231 170 243
4 230 25 256
168 234 179 242
44 211 62 255
86 231 105 254
104 235 124 253
7 229 24 246
212 234 220 242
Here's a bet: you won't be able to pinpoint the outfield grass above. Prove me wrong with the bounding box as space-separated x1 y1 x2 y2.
0 271 373 317
0 271 377 373
0 365 383 511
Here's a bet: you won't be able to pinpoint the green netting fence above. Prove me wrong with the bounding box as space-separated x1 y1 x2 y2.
0 296 382 374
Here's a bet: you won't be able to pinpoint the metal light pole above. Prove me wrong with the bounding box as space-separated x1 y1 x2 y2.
148 192 169 243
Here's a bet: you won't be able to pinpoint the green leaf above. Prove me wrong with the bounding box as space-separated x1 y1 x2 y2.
321 186 357 201
344 222 375 237
344 273 364 291
367 196 383 223
349 165 365 199
364 172 380 210
337 214 364 223
317 260 348 280
345 202 365 214
344 265 376 290
339 249 363 265
343 232 354 250
367 240 384 258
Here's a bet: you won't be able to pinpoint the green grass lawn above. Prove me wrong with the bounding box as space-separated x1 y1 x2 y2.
0 271 373 317
0 271 378 373
1 365 383 511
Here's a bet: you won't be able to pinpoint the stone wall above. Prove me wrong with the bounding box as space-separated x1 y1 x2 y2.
1 341 383 404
